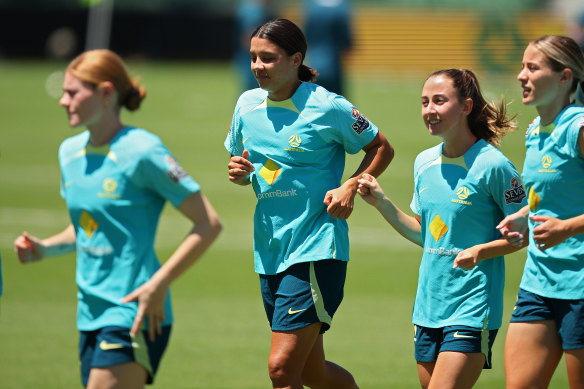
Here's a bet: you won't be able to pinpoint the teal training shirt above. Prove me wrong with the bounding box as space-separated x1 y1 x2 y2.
59 127 200 331
410 140 527 329
224 82 378 275
520 105 584 299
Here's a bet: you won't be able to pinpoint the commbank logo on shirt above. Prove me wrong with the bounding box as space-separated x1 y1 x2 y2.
80 210 98 238
429 214 448 242
258 159 281 185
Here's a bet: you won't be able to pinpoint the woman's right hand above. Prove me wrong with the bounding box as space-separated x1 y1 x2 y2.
228 149 254 185
496 208 529 247
14 232 44 264
357 173 386 207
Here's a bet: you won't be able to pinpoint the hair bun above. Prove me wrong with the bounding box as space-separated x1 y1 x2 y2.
124 85 146 111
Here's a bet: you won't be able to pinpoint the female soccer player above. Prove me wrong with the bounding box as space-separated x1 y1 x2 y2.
357 68 527 389
497 35 584 389
225 18 393 389
14 49 222 388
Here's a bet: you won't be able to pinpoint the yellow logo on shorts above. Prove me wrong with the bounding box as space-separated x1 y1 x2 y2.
288 308 307 315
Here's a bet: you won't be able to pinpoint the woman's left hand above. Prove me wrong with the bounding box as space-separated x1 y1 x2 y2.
531 215 570 250
122 279 168 341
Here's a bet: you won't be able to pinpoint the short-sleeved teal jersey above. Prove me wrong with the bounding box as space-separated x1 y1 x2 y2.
410 140 527 330
59 126 200 331
520 105 584 299
224 82 378 275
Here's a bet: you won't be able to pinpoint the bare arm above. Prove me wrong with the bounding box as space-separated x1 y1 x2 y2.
453 237 527 270
122 191 222 340
324 131 394 219
497 126 584 252
357 173 422 246
14 224 76 263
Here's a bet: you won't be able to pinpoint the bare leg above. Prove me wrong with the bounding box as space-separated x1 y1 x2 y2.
417 361 435 389
86 362 148 389
301 333 358 389
268 323 322 389
565 348 584 389
268 323 357 389
505 321 563 389
427 351 484 389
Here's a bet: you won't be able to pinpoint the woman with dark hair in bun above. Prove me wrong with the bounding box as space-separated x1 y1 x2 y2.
225 18 393 389
14 49 222 388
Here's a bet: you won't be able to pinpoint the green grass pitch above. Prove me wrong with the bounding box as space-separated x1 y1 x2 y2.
0 60 570 388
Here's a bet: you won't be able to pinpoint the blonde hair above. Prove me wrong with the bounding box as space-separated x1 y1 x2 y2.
530 35 584 105
67 49 146 111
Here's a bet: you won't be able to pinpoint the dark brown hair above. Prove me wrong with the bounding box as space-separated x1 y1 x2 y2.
252 18 318 82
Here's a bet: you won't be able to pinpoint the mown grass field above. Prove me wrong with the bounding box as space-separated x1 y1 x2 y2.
0 60 570 388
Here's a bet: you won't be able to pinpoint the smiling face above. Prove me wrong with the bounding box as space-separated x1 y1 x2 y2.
59 71 104 128
250 37 302 101
517 44 567 109
421 75 471 140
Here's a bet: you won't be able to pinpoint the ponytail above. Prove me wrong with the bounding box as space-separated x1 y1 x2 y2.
299 64 318 83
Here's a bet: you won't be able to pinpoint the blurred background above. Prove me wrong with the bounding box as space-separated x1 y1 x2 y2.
1 0 584 388
1 0 583 77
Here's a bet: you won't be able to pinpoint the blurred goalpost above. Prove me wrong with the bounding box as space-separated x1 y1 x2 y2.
85 0 114 50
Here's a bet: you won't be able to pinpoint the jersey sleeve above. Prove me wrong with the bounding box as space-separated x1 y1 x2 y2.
224 104 244 157
58 139 72 200
567 116 584 159
488 157 527 217
133 140 200 208
409 154 422 215
320 95 379 154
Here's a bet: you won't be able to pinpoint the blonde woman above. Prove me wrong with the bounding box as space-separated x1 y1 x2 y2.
14 49 222 388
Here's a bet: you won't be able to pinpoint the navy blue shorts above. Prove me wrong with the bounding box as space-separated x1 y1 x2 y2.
414 325 498 369
79 325 171 386
511 288 584 349
260 260 347 334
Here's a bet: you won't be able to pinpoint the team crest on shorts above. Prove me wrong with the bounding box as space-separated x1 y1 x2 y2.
351 108 370 134
504 177 526 204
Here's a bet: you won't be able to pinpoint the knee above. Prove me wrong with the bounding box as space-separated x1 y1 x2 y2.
268 354 296 385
